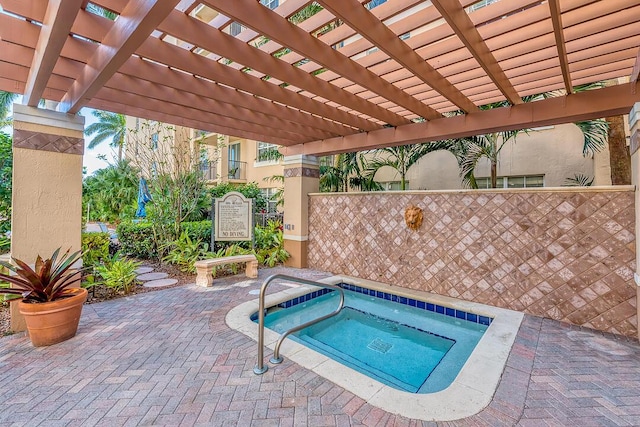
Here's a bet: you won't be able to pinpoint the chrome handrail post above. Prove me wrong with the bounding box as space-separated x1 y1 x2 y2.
253 274 346 375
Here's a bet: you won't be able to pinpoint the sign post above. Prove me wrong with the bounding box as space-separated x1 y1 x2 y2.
214 191 253 243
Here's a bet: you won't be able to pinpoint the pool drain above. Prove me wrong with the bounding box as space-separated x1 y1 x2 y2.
368 338 393 354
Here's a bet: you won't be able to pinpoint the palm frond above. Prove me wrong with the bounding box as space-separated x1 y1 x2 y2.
576 119 608 157
564 173 594 187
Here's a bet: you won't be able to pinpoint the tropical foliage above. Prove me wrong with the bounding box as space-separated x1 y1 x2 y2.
128 121 209 258
81 232 110 271
364 142 450 190
0 248 83 303
0 133 12 233
564 173 594 187
83 159 139 223
320 152 379 192
94 253 140 295
448 130 522 189
84 110 127 161
210 182 268 211
253 220 289 267
162 232 212 273
0 91 18 126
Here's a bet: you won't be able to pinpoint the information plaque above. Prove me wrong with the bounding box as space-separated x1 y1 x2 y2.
214 191 253 242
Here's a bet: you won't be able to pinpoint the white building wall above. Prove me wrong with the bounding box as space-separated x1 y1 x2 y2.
376 124 603 190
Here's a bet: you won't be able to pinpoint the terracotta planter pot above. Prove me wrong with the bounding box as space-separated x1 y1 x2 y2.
18 288 88 347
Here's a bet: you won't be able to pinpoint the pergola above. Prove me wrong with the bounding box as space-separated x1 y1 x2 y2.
0 0 639 156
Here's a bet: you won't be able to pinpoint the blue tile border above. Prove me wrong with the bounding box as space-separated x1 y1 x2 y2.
272 283 493 326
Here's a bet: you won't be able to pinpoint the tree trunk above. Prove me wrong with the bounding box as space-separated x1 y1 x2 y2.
606 115 631 185
118 143 123 162
490 160 497 188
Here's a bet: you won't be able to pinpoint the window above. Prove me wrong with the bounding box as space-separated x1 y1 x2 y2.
257 142 280 162
229 143 241 162
260 0 279 10
151 132 158 150
380 181 404 191
260 188 280 213
475 175 544 189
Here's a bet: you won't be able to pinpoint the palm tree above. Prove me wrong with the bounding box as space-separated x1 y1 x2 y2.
84 110 127 161
0 91 19 127
605 114 631 185
450 130 521 189
364 141 450 190
319 152 371 192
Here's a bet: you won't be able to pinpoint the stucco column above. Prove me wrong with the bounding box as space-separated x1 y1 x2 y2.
10 105 84 332
629 102 640 341
282 155 319 268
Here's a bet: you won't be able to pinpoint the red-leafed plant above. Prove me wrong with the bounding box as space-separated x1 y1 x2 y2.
0 248 83 303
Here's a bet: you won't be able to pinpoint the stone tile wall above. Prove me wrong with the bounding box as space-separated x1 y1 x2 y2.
308 188 637 337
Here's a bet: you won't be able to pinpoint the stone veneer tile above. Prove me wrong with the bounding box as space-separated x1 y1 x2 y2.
308 190 637 337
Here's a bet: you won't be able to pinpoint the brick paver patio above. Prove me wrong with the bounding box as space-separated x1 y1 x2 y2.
1 267 639 426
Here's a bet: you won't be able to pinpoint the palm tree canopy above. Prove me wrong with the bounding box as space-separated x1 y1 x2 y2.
365 141 451 190
84 110 126 150
575 119 609 157
0 91 18 123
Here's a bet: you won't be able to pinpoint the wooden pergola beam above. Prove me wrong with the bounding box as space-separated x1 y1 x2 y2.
58 0 181 114
631 47 640 84
22 0 84 107
158 9 407 127
282 83 640 156
203 0 437 122
548 0 573 95
317 0 477 113
430 0 521 105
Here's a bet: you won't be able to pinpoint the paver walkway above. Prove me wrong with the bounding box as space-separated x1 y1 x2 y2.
0 267 639 426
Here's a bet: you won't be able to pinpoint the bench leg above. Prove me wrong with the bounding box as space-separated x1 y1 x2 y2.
196 265 214 287
245 260 258 278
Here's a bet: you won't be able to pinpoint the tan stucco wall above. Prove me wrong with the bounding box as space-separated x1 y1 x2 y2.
283 155 319 268
11 149 83 260
11 105 85 332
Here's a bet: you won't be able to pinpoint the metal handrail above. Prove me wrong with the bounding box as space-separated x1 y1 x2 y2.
253 274 345 375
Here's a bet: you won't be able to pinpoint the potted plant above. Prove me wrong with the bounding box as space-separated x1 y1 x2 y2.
0 248 87 346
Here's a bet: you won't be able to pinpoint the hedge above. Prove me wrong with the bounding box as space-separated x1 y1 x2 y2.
116 221 157 259
117 220 216 259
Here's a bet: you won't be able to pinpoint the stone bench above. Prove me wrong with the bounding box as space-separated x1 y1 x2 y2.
194 254 258 287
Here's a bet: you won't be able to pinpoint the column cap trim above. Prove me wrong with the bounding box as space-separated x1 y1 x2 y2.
283 154 319 167
631 102 640 130
14 104 85 132
283 234 308 241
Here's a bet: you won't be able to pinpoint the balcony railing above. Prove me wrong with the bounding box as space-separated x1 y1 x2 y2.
201 160 217 181
228 160 247 180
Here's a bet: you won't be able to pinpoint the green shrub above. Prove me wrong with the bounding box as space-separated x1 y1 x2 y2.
253 220 289 267
95 253 140 295
180 220 212 244
0 236 9 254
117 221 157 259
162 232 212 273
82 232 110 270
209 182 267 211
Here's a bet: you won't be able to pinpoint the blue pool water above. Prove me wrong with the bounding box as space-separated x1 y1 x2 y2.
255 285 490 393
